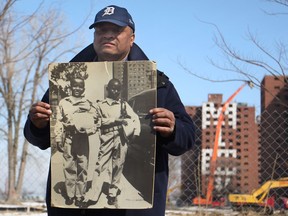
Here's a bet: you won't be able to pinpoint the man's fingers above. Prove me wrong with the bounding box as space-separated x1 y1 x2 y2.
28 102 52 128
149 108 175 137
30 102 52 117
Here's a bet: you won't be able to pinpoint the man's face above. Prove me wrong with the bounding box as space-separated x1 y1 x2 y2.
93 22 135 61
107 80 121 100
71 78 85 97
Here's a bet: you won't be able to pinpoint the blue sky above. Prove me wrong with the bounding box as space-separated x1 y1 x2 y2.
17 0 288 115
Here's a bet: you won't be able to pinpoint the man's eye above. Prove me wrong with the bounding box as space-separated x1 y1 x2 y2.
96 27 123 34
95 28 104 34
114 28 123 33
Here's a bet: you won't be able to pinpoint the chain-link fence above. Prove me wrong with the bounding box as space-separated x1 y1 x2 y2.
0 109 287 215
0 144 50 202
167 109 288 214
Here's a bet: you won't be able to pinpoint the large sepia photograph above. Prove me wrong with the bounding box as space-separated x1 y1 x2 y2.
48 61 157 209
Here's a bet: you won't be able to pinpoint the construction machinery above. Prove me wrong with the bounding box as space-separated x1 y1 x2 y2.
192 82 248 206
229 177 288 214
166 184 181 205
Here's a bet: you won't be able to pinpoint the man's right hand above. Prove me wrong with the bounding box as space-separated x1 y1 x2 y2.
29 102 52 129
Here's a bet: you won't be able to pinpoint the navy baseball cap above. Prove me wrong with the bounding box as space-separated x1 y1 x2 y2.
89 5 135 32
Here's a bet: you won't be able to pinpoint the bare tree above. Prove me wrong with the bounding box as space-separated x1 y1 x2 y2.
211 0 287 107
179 0 287 108
0 0 17 22
0 1 79 203
265 0 288 10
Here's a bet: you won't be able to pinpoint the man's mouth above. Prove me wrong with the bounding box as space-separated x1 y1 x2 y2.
102 41 115 46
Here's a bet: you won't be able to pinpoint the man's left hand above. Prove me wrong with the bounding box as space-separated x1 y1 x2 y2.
149 108 175 138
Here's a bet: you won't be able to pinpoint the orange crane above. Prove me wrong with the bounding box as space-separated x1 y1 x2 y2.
193 82 250 206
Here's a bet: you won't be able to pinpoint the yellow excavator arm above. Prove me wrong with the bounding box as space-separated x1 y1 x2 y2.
229 178 288 204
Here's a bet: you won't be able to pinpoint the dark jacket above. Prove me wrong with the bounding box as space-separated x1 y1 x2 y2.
24 43 195 216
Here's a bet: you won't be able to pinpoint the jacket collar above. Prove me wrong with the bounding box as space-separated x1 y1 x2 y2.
70 43 169 88
70 43 148 62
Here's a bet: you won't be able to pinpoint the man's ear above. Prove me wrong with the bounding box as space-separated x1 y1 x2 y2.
130 33 135 47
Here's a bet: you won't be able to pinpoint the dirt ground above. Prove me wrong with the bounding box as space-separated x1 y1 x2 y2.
166 212 288 216
1 204 288 216
0 210 287 216
165 209 288 216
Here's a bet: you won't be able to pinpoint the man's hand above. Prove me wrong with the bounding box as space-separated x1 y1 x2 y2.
149 108 175 138
29 102 52 129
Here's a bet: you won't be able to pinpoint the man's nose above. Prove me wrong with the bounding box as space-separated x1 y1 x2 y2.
103 30 116 38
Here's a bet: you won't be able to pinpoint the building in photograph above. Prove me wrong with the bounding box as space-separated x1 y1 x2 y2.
113 61 156 100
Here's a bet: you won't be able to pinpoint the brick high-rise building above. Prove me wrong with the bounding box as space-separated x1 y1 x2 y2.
260 75 288 183
113 61 157 100
183 94 259 203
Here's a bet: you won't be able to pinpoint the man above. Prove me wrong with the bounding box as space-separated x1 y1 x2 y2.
24 5 195 216
85 78 141 207
54 76 99 207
